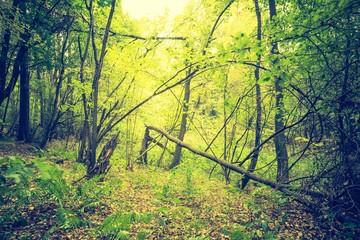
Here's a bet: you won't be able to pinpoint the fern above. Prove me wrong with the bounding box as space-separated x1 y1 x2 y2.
75 174 104 201
1 156 34 187
98 212 153 239
32 158 103 232
56 207 91 229
0 156 35 225
73 174 106 214
98 212 128 239
33 158 71 207
1 156 110 237
231 228 250 240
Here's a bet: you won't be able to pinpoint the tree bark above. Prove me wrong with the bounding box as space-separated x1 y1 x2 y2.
139 128 149 164
88 0 116 178
242 0 262 188
17 1 30 142
169 72 191 169
269 0 289 183
0 0 20 105
17 49 30 142
40 23 72 148
76 29 91 163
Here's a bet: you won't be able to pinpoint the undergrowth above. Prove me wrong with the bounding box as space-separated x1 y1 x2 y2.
0 156 106 238
2 146 352 239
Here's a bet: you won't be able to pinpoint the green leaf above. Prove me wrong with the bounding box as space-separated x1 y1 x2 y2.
256 229 263 238
5 173 22 183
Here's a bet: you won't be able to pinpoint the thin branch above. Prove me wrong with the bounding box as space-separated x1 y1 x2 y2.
109 31 187 41
240 110 313 164
203 0 235 52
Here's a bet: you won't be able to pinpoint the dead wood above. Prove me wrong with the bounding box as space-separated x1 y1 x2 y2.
145 124 321 208
87 132 119 178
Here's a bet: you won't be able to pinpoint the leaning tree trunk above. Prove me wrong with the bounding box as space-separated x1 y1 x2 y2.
269 0 289 183
145 124 324 208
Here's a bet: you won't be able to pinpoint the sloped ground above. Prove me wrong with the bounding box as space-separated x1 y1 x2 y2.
0 141 357 239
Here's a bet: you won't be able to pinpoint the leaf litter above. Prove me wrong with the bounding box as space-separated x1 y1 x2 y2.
0 142 353 239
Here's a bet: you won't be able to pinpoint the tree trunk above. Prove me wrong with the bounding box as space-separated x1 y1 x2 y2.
269 0 289 183
0 0 20 106
169 72 191 169
338 16 354 186
76 27 91 163
241 0 262 189
0 42 24 107
139 128 149 164
88 0 117 178
17 1 31 143
17 48 30 142
40 25 72 148
89 132 119 177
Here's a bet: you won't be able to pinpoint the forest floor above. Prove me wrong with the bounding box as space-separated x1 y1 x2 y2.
0 141 358 239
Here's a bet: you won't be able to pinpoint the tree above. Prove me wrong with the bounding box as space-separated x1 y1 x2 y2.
84 0 117 178
17 48 30 142
16 0 31 142
241 0 262 188
0 0 20 106
169 66 192 169
1 0 75 141
40 21 73 148
269 0 289 183
169 0 236 169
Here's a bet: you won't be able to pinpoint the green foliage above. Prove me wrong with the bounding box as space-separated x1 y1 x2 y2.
0 156 35 225
187 237 211 240
1 156 106 237
184 167 195 195
98 211 153 239
230 227 249 240
46 147 77 161
98 0 113 7
136 231 148 240
189 219 207 230
55 206 91 230
161 184 174 199
33 158 71 207
0 156 34 187
33 158 106 231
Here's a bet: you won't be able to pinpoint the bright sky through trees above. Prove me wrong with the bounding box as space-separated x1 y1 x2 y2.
122 0 190 19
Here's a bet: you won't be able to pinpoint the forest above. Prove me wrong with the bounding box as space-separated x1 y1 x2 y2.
0 0 359 239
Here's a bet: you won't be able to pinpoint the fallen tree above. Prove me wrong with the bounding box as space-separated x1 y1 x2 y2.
145 124 327 209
